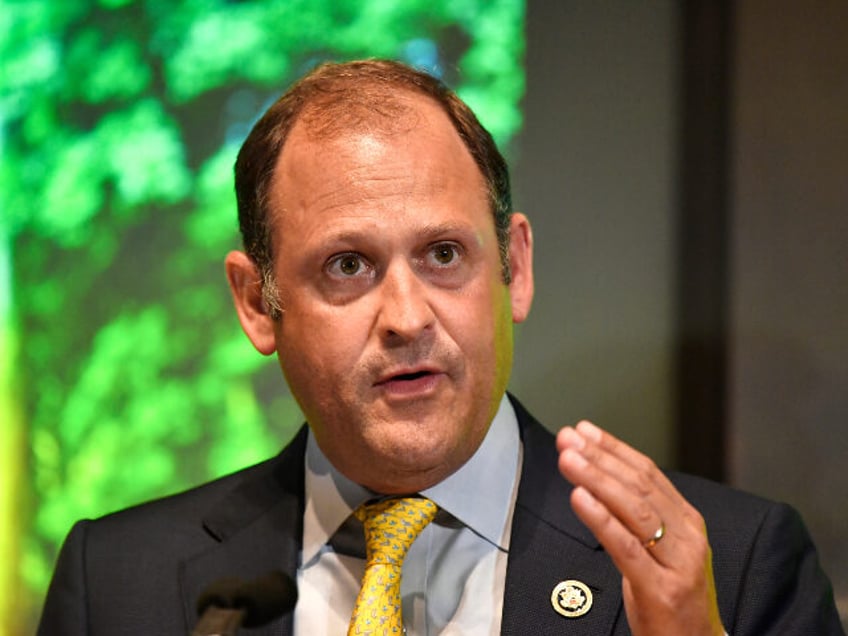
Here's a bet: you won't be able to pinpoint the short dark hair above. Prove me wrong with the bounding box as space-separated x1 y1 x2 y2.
233 59 513 313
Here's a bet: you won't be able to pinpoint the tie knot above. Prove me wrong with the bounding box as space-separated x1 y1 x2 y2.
355 497 438 566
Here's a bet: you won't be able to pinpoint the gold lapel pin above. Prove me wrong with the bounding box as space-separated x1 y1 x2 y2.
551 579 593 618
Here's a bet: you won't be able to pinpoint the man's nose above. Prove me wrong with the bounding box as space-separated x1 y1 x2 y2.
375 262 435 344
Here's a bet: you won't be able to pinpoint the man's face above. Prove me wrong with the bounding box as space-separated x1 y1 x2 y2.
232 97 532 493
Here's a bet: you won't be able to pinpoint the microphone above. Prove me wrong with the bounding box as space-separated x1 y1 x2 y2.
192 570 297 635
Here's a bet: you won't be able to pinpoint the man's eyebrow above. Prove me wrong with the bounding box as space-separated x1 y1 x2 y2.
416 222 477 239
316 223 477 245
317 229 369 244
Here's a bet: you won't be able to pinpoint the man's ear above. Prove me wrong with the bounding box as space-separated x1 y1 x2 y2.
507 212 534 323
225 251 277 355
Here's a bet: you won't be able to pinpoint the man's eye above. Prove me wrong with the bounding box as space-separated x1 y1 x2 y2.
430 243 459 265
327 253 367 277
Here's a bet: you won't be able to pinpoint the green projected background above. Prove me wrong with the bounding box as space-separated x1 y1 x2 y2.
0 0 525 632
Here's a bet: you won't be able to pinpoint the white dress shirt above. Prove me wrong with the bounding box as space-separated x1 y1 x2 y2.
293 394 522 635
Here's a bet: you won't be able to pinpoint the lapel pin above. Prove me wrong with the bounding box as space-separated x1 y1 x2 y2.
551 579 593 618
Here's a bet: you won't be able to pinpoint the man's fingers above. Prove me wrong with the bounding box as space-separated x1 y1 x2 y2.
558 422 693 517
569 485 660 573
558 423 707 571
559 446 667 555
572 420 684 505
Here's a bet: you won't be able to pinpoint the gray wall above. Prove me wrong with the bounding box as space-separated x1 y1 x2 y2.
511 2 679 467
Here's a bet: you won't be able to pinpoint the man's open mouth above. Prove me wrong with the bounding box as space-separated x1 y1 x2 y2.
392 370 432 382
375 367 441 387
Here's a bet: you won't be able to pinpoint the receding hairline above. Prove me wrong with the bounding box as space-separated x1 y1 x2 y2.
286 84 445 145
267 87 493 215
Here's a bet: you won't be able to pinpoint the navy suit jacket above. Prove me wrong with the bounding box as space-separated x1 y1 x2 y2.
39 397 843 634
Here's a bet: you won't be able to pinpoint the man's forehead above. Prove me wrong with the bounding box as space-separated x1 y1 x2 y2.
273 94 478 187
265 101 490 238
275 128 483 206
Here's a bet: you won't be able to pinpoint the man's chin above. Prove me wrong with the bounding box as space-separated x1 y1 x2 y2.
357 455 454 494
357 422 478 490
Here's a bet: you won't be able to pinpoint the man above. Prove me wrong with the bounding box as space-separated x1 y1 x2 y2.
39 60 842 634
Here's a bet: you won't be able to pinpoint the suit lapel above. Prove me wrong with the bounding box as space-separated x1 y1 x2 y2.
502 397 624 635
179 427 308 636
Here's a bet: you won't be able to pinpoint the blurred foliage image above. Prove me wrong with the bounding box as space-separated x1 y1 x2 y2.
0 0 524 631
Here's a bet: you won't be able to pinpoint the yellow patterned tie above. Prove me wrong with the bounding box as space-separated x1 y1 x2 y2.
347 497 438 636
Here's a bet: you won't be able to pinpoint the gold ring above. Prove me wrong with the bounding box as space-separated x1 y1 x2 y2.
643 521 665 548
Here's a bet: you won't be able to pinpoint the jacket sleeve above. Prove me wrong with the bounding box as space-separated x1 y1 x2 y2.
731 502 844 635
37 520 90 636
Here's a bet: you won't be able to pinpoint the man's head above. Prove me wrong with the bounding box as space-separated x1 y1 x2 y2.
226 60 533 493
233 60 514 317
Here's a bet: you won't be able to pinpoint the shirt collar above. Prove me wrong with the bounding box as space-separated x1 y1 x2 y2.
301 394 521 565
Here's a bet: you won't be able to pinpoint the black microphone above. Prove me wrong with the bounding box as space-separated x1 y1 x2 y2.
192 570 297 635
